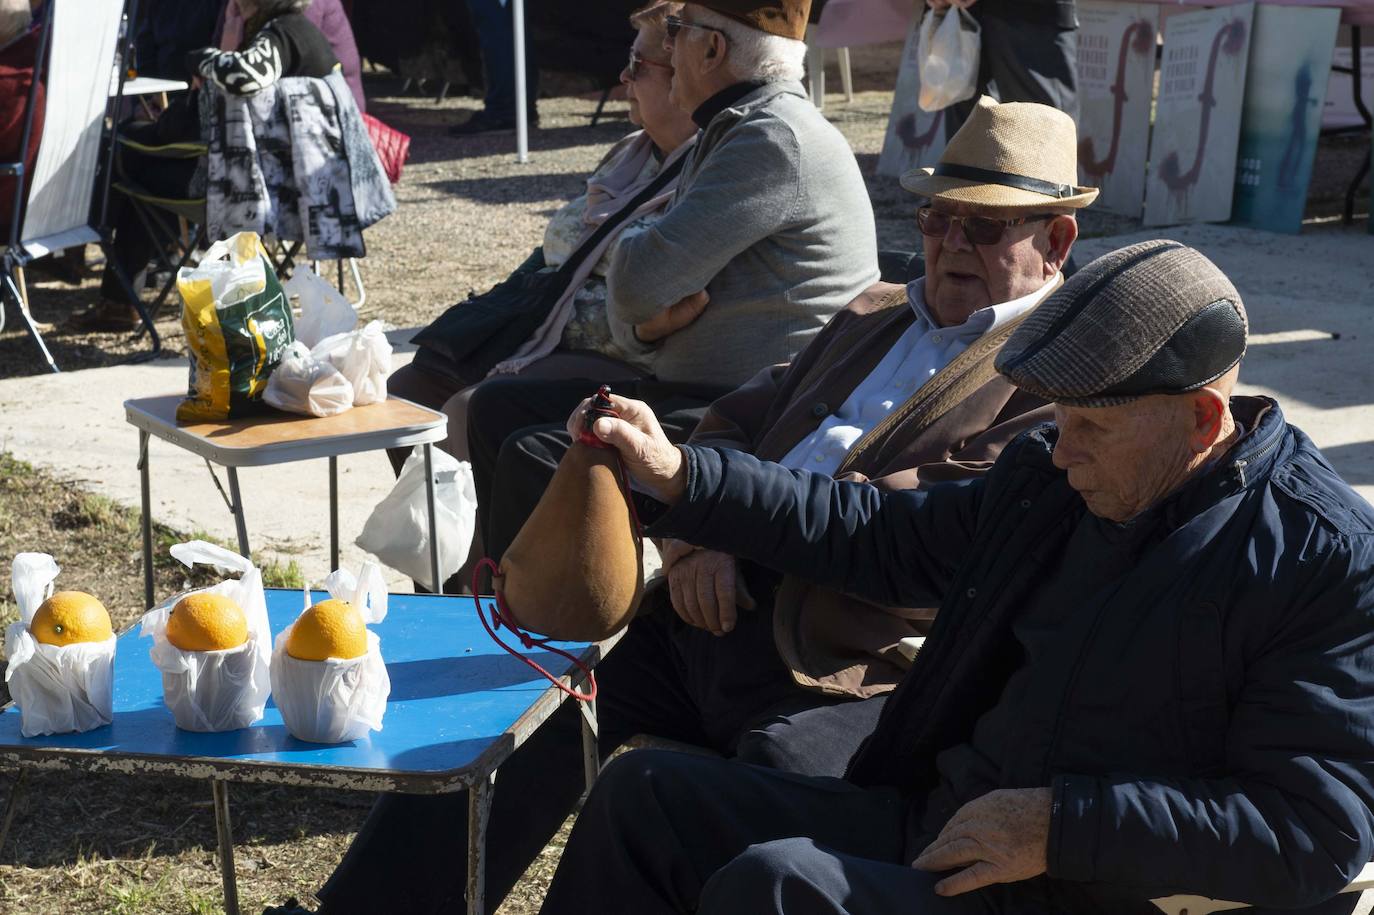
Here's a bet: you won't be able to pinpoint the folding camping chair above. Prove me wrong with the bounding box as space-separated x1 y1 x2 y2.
109 129 208 322
0 0 159 373
1151 864 1374 913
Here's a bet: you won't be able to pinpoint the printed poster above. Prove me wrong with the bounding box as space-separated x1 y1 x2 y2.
1074 2 1158 218
1231 6 1341 234
877 10 947 180
1144 3 1255 226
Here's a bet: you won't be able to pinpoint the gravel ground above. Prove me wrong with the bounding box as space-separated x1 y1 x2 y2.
2 48 1365 379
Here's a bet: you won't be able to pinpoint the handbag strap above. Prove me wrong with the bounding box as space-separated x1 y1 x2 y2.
550 151 688 284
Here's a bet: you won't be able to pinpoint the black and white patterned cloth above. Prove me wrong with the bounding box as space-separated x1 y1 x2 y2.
202 71 396 260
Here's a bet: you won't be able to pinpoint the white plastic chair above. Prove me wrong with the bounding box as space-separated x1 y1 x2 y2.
0 0 159 373
806 25 854 110
1151 863 1374 914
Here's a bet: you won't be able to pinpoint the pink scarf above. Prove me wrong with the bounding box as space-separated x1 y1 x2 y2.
490 130 695 376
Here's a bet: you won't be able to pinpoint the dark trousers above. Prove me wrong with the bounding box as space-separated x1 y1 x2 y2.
465 0 538 119
539 749 1048 915
944 13 1079 136
100 150 199 304
314 596 889 914
465 375 729 562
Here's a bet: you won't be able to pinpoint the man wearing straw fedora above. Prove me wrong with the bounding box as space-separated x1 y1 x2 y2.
537 236 1374 913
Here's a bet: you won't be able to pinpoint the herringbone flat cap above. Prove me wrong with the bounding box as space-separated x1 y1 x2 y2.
995 240 1247 407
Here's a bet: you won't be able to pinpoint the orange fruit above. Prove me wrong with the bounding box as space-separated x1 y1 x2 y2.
285 599 367 661
30 591 113 646
166 592 249 652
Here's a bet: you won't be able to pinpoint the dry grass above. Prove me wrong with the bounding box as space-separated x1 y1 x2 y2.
0 452 566 914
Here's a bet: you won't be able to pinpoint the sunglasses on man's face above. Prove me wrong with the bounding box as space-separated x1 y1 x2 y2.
916 206 1055 246
664 14 727 41
627 50 672 81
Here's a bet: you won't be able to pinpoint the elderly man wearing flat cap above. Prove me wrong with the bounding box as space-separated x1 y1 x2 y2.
266 97 1093 915
539 240 1374 915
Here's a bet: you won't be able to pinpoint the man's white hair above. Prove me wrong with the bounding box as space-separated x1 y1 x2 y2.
690 6 806 84
0 0 32 48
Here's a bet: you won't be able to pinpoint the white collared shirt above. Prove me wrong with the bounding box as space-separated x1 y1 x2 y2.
779 275 1058 476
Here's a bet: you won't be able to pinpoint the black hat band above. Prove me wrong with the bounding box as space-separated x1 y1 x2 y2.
933 163 1077 200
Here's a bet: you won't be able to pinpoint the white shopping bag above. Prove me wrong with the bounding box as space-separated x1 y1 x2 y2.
139 542 272 732
918 7 980 112
355 446 476 592
263 341 356 417
270 563 391 743
3 553 115 737
183 233 269 307
287 266 357 349
313 320 391 406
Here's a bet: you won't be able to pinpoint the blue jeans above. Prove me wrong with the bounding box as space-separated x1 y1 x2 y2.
464 0 538 119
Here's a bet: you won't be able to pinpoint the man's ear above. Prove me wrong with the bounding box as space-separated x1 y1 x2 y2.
1043 216 1078 277
700 31 727 71
1191 387 1229 452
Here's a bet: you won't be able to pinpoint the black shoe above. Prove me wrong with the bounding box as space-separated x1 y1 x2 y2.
448 108 538 136
63 300 143 332
262 898 314 915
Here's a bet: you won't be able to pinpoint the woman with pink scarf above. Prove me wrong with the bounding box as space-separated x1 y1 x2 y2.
387 1 697 471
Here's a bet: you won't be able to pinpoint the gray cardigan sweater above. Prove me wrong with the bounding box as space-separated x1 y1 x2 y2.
606 81 879 388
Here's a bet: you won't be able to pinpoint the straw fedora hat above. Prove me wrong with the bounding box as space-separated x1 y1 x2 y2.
900 96 1098 210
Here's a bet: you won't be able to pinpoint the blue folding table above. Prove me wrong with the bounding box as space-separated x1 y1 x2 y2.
0 589 610 915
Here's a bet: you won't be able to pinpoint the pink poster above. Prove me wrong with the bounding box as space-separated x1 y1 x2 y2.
1144 3 1255 226
1075 2 1159 217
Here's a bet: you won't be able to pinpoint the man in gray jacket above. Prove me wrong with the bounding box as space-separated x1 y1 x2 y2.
461 0 879 608
605 0 880 387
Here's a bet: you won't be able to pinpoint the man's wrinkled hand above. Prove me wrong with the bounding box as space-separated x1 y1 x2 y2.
667 549 755 636
566 394 687 505
911 787 1052 896
660 538 698 571
635 290 710 344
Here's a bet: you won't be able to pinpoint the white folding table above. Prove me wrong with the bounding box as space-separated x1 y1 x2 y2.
124 395 448 608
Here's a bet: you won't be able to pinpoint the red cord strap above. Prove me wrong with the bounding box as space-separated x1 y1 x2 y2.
470 387 645 703
472 556 599 702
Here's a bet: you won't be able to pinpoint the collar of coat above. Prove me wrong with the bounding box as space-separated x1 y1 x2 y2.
1017 395 1284 533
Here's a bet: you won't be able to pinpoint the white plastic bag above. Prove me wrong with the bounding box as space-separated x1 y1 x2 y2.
263 341 356 417
182 233 268 307
139 542 272 732
270 563 391 743
3 554 115 737
287 266 357 349
356 446 476 592
918 6 980 112
313 320 391 406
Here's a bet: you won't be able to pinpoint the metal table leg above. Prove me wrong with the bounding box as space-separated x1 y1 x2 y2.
579 698 600 795
212 780 241 915
466 772 497 915
423 444 441 593
226 467 251 560
0 768 28 858
139 430 154 609
329 456 340 572
1345 26 1371 226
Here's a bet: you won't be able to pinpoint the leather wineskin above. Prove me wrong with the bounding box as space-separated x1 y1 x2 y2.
494 440 644 641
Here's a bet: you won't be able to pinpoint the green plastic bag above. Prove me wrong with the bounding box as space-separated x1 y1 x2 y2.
176 233 295 423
